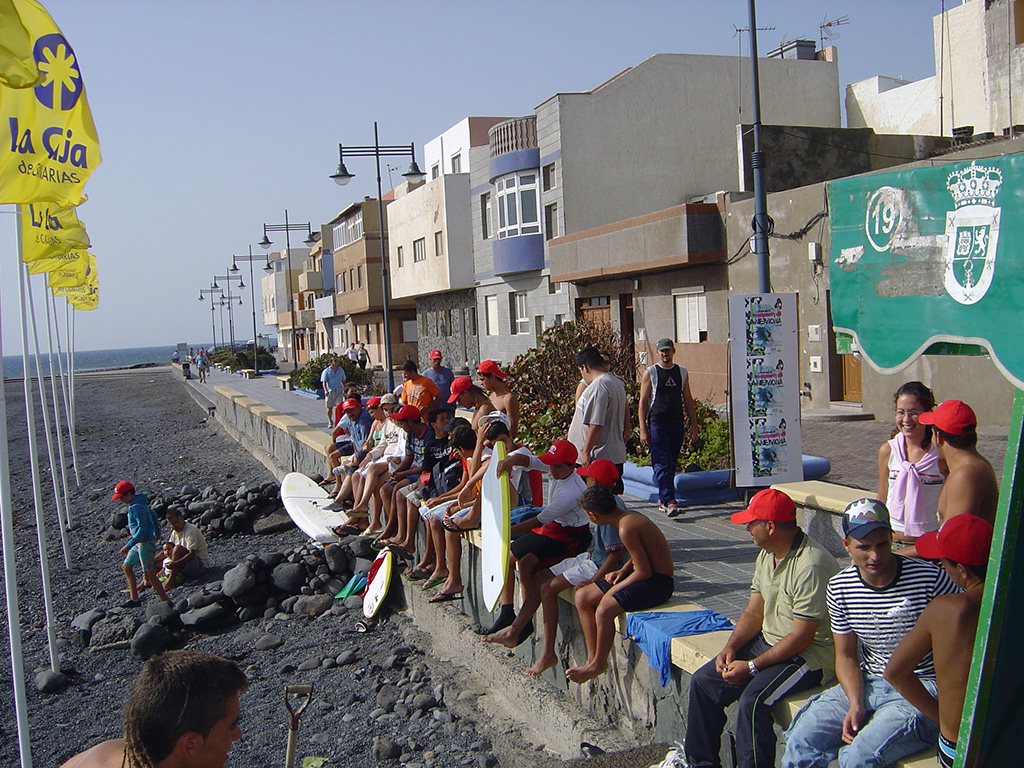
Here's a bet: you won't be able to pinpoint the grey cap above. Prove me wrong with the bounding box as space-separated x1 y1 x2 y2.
656 338 675 351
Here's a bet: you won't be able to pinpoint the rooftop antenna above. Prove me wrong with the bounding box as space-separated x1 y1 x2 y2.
819 15 849 50
733 23 776 117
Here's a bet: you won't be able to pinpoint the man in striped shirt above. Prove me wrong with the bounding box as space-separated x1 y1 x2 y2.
782 498 959 768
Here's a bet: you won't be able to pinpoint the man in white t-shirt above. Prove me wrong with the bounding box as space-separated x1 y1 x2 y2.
568 346 629 492
159 508 209 587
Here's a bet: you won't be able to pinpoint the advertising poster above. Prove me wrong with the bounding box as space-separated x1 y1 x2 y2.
728 293 802 487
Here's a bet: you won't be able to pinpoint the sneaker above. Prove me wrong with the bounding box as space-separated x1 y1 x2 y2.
658 503 667 514
666 501 682 517
648 743 690 768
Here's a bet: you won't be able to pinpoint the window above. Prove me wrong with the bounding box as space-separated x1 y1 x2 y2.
431 164 440 180
542 162 556 191
434 231 444 258
480 193 492 239
465 306 477 336
341 272 347 292
450 153 461 174
509 291 529 335
413 237 426 263
357 266 363 287
336 274 343 293
402 320 418 342
495 171 540 239
349 269 354 291
397 245 404 268
673 290 708 343
544 202 558 240
534 316 546 337
547 277 563 294
439 310 448 337
485 295 499 336
419 311 428 336
332 211 363 248
366 324 372 344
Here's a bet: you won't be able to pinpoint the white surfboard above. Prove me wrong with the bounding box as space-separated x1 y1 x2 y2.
280 472 348 544
362 548 395 619
480 442 512 613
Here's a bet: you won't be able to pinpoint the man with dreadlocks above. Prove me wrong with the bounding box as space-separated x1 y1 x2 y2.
60 650 248 768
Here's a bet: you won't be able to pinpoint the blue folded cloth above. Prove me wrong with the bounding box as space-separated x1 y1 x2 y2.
626 610 735 687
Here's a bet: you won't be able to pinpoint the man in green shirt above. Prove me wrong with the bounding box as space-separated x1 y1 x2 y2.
685 489 841 768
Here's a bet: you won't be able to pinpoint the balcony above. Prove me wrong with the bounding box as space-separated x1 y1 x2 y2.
296 309 315 329
489 116 537 157
298 270 322 293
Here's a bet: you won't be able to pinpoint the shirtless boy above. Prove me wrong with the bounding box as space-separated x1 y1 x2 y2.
477 360 520 437
918 400 999 525
566 485 675 683
884 513 993 768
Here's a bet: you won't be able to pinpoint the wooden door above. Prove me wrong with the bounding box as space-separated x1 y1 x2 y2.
841 352 862 401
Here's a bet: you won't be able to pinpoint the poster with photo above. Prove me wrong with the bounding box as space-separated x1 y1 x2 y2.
729 293 802 487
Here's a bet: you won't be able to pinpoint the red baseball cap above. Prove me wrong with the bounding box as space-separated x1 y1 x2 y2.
366 396 382 408
448 376 473 403
429 349 443 359
918 400 977 435
111 481 135 501
577 459 619 487
730 488 796 524
916 513 993 567
342 398 361 411
477 360 507 379
392 405 422 421
539 440 578 466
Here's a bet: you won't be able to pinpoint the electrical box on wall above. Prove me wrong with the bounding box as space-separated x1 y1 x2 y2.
808 324 822 342
808 242 822 262
809 355 823 373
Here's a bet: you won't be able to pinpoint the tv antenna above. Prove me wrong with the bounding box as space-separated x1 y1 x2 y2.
820 15 849 49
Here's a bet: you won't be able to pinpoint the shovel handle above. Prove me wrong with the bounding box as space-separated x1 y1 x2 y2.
284 684 313 768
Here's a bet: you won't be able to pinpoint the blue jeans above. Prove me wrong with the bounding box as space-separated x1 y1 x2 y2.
649 420 685 505
782 676 939 768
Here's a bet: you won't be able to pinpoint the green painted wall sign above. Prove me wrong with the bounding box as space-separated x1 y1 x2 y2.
828 154 1024 389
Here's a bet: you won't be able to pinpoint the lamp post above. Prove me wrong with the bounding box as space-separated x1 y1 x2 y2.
212 272 245 353
197 285 223 351
330 122 425 390
260 211 317 365
231 245 273 375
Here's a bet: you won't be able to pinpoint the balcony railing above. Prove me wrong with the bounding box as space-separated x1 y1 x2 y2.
295 309 315 328
298 270 322 293
489 116 537 158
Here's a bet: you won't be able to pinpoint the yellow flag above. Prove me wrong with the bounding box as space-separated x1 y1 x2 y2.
20 202 89 261
0 0 40 88
25 245 88 277
0 0 101 206
52 265 96 307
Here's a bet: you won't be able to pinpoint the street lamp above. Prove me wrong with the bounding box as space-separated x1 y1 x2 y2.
260 211 316 364
330 122 424 389
212 272 244 353
197 285 223 351
231 245 274 375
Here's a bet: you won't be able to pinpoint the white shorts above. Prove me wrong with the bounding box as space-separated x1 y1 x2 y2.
548 554 599 586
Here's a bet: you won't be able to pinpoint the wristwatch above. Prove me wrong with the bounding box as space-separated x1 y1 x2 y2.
748 660 759 677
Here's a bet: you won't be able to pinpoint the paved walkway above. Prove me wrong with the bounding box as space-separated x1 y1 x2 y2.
183 366 1009 621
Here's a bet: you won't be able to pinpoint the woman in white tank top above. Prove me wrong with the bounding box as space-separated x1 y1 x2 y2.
876 381 946 544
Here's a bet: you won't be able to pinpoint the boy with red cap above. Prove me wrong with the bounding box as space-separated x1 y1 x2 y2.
484 459 628 674
917 399 999 527
565 485 675 683
685 489 840 768
885 513 994 768
477 359 520 437
481 439 590 635
112 481 170 607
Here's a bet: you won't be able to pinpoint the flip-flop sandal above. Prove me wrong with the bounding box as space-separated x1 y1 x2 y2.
420 577 445 590
404 567 431 581
428 590 463 603
331 524 365 537
370 538 387 551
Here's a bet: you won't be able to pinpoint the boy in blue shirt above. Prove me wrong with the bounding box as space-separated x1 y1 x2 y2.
112 481 169 607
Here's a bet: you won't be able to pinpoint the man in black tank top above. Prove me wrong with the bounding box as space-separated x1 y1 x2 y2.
638 338 699 516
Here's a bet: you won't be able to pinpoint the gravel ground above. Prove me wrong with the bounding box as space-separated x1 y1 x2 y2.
0 370 554 768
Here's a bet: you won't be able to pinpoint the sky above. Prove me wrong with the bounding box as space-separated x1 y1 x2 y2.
0 0 949 353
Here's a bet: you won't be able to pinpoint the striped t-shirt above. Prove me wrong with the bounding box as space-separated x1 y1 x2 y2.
826 556 958 678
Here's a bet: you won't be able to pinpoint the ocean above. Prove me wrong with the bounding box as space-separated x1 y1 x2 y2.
1 344 197 380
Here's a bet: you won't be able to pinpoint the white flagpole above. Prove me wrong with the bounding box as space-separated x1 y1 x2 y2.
42 280 73 529
17 231 63 673
51 292 78 484
68 303 79 485
1 213 35 768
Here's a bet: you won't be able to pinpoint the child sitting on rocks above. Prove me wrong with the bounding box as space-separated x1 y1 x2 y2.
566 485 674 683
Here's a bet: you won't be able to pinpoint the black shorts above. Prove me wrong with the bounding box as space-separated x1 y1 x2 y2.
510 525 592 563
596 572 674 612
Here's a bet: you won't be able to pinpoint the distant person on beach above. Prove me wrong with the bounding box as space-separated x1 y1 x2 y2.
876 381 945 554
918 400 999 526
320 356 347 428
59 650 247 768
195 349 209 383
638 338 699 516
157 508 209 588
477 360 519 437
884 513 993 768
566 485 674 683
685 489 840 768
357 342 370 370
113 481 169 607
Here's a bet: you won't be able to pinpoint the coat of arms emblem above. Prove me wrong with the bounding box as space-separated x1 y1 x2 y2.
944 161 1002 305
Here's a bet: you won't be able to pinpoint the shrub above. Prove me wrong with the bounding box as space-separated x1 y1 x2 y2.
232 348 278 372
291 353 373 392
